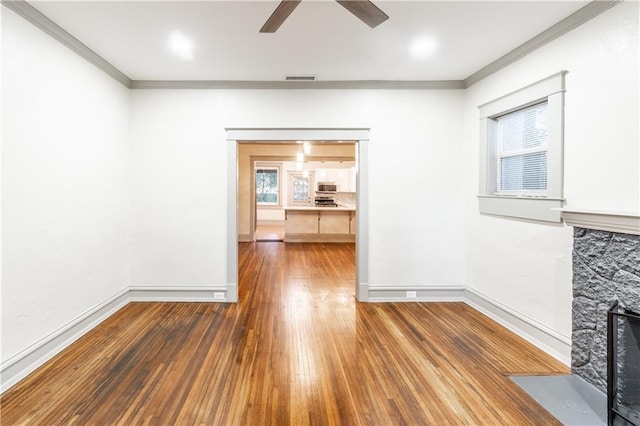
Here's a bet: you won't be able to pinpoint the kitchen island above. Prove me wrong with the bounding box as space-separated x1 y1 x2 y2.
284 206 356 243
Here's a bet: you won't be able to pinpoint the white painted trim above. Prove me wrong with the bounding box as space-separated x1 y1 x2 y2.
546 92 565 199
226 283 238 303
559 208 640 235
0 288 130 392
478 71 567 119
226 128 369 142
477 72 567 223
284 234 355 243
0 285 236 391
226 128 370 302
366 285 465 302
129 286 228 302
478 196 565 223
363 285 571 365
357 283 369 302
227 138 239 297
131 80 465 90
256 219 285 226
356 140 369 297
0 282 574 392
1 0 132 87
464 288 571 365
464 1 621 87
238 233 253 243
5 0 618 90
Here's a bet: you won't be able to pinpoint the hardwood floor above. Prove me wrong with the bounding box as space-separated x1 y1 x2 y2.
1 242 568 425
254 223 285 241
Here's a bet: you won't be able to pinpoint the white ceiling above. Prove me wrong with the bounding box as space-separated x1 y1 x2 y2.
28 0 590 81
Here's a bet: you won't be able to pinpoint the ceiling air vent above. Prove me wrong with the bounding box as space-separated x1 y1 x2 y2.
285 75 317 82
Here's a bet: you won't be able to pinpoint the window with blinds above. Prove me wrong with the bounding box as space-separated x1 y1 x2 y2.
478 71 566 222
495 102 548 195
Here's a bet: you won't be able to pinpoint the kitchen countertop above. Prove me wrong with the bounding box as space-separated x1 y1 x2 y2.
284 205 356 212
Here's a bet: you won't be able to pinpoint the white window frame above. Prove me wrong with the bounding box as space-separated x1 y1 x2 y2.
478 71 567 222
255 164 281 207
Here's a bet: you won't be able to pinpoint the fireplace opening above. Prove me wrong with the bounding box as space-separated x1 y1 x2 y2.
608 301 640 426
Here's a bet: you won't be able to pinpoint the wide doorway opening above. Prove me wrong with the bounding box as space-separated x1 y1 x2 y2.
242 142 356 243
226 128 370 302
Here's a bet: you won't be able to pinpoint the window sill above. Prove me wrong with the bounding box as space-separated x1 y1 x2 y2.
478 195 564 223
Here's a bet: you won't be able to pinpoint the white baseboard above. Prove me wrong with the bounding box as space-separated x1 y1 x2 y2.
0 288 130 393
257 220 284 226
357 282 369 301
1 284 232 392
284 233 355 243
129 286 228 302
1 282 571 393
363 284 570 366
226 283 238 303
366 285 466 302
464 288 571 365
238 234 253 242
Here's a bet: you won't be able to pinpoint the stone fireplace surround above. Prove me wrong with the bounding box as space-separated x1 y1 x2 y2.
572 227 639 391
562 209 640 393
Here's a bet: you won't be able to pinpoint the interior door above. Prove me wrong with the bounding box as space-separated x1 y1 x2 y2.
288 172 315 206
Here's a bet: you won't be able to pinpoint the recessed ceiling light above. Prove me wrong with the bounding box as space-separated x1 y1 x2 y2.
410 37 438 59
169 30 194 61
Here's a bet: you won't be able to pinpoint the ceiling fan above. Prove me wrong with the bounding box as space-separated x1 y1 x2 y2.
260 0 389 33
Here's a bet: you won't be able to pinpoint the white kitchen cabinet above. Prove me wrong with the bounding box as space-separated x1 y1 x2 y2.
337 168 354 192
284 207 355 242
285 210 318 234
319 211 350 234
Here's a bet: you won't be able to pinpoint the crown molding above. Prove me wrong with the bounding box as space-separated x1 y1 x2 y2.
3 0 621 91
463 0 622 88
2 0 132 88
129 80 465 90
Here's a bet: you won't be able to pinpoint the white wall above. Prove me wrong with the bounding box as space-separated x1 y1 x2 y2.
3 0 636 381
462 2 639 358
130 89 466 288
256 209 285 222
1 9 130 361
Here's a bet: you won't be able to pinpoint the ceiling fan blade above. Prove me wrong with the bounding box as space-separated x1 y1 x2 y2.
260 0 302 33
336 0 389 28
336 1 388 28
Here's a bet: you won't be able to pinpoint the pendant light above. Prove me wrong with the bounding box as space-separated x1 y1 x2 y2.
296 141 304 170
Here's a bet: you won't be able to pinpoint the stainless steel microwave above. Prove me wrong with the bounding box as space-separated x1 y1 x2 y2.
317 183 337 192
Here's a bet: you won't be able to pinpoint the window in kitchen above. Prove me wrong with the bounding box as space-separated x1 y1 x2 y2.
478 71 566 222
256 166 280 205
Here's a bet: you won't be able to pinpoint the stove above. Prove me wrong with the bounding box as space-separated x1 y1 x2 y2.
315 196 338 207
315 182 337 207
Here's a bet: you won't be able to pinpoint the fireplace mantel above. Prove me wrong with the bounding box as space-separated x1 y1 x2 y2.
558 208 640 235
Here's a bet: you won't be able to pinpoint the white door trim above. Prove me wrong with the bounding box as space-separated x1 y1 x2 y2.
226 128 370 302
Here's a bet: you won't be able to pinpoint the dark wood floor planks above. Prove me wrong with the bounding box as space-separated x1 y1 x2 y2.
1 242 568 425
